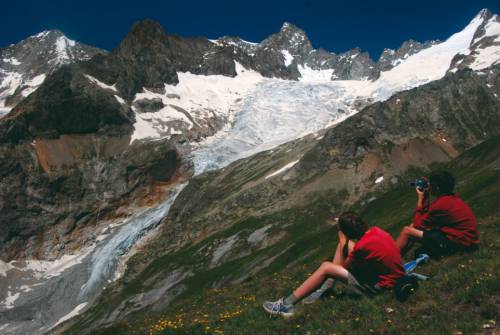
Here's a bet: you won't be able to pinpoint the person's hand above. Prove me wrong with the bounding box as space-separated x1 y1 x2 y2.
416 187 427 199
416 177 429 207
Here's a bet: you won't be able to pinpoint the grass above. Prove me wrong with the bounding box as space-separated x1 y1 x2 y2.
70 136 500 335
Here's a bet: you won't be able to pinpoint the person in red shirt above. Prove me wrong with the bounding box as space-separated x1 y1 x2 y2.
396 171 479 257
263 212 404 317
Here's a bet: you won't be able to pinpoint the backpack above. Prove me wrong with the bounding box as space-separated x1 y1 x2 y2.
393 274 419 302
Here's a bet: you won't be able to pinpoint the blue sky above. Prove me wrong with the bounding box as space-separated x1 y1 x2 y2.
2 0 500 60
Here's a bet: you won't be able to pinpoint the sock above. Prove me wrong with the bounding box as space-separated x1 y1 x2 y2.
284 293 299 306
321 278 335 290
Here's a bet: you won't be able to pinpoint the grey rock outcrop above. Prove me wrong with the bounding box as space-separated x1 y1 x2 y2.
332 47 379 80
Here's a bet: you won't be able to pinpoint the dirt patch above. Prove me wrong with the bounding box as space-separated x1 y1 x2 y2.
34 134 130 176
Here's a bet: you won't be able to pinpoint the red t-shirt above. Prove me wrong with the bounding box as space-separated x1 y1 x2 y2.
346 227 404 288
413 195 479 247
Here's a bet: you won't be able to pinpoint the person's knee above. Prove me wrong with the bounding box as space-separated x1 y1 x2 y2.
402 226 413 236
320 261 332 269
319 261 334 273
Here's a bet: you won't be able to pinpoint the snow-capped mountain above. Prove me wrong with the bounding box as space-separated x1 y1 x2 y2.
449 9 500 72
0 30 105 115
129 8 500 144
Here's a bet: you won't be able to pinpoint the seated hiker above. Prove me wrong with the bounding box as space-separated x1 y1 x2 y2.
396 170 479 257
262 212 404 317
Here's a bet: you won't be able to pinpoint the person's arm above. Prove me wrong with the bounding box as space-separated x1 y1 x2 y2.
344 245 367 270
344 251 354 269
414 197 450 229
413 186 430 229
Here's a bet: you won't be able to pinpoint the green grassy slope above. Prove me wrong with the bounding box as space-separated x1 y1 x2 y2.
85 138 500 334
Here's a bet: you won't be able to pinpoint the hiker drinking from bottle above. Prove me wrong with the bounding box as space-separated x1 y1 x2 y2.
262 212 404 317
396 170 479 257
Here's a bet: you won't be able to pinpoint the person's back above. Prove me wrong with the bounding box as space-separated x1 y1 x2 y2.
414 194 479 248
347 226 404 288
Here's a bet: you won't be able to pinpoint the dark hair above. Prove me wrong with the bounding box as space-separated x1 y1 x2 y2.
429 170 455 195
338 212 368 239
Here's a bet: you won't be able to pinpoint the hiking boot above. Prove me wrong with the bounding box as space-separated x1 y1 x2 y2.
262 298 295 318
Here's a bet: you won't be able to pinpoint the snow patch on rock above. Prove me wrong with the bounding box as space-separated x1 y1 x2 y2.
281 50 294 66
50 302 88 329
0 260 15 277
265 160 299 179
54 36 76 64
1 291 20 309
85 74 118 92
469 46 500 70
2 57 21 66
114 95 126 104
298 64 334 82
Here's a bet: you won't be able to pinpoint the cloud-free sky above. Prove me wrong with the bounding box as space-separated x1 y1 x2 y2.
2 0 500 59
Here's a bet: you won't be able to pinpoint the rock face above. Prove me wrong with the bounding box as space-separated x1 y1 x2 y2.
0 30 105 115
251 22 313 80
0 67 134 143
332 48 380 80
0 132 192 260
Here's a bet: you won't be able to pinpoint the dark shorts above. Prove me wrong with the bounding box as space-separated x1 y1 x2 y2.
346 272 383 297
420 230 459 257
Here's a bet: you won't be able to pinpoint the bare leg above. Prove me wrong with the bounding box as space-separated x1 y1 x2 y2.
293 261 349 299
321 231 354 288
396 226 424 255
294 231 354 300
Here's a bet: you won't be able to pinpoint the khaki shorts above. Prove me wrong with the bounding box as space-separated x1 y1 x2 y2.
346 272 384 297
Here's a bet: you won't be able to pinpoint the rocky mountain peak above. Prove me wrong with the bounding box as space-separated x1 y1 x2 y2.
0 29 105 116
448 8 499 73
477 8 493 20
31 29 65 40
279 21 306 36
116 19 170 56
470 9 499 44
261 21 313 55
